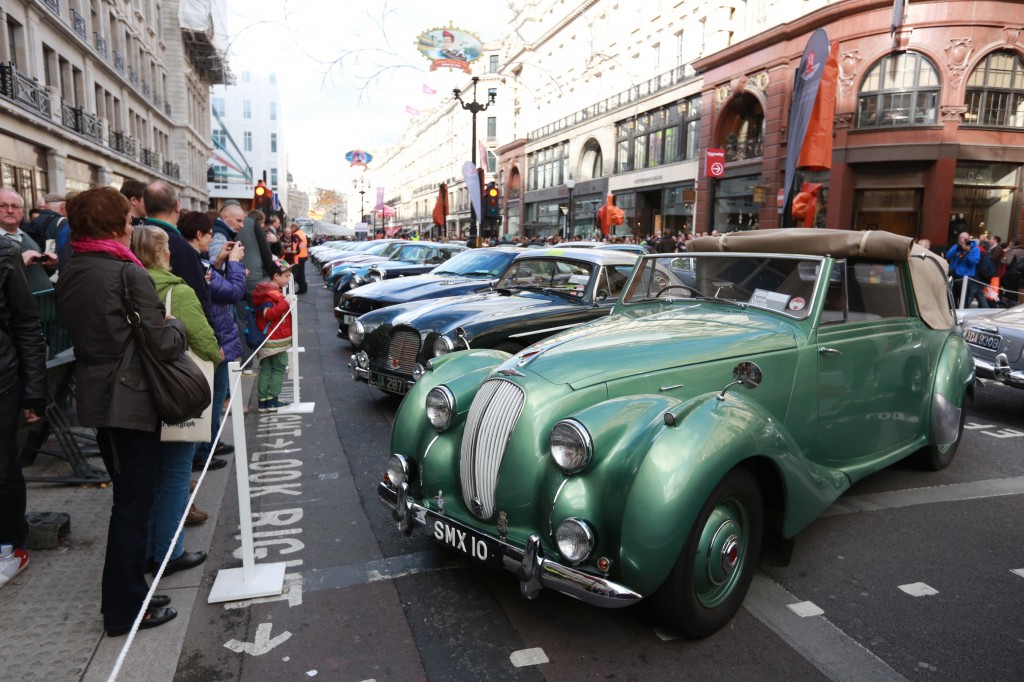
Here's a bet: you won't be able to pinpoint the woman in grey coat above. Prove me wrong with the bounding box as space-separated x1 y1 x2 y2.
56 187 183 636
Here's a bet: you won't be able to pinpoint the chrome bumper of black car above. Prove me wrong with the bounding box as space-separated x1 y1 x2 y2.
973 354 1024 388
377 480 642 608
348 357 416 395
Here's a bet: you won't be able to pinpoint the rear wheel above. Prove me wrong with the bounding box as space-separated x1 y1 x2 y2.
915 392 968 471
650 468 763 638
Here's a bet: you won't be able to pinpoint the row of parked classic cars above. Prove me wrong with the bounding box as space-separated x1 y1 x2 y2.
308 230 1019 638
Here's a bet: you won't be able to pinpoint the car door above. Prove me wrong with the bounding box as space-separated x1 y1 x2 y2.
815 260 930 471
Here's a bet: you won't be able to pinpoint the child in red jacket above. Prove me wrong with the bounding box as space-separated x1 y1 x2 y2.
251 258 293 412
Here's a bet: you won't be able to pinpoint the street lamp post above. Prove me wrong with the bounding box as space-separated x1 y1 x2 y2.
453 76 496 246
566 176 576 240
353 178 367 240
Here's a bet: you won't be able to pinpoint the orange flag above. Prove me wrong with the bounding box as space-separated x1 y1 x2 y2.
797 41 839 171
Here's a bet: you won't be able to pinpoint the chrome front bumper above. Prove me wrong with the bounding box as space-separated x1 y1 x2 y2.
377 481 642 608
973 354 1024 389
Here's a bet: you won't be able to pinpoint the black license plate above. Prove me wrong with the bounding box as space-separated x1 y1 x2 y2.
369 370 408 395
427 513 502 567
964 328 1001 351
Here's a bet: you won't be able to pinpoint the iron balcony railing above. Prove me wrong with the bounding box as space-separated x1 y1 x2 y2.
71 9 86 39
162 161 180 180
724 137 764 162
94 33 107 59
142 81 150 97
40 0 59 15
128 66 138 86
113 51 124 74
163 102 172 117
77 108 102 142
527 64 698 142
109 131 137 157
60 100 77 128
141 148 160 169
0 63 53 117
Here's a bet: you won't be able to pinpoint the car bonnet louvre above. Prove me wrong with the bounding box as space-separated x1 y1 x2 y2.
459 378 525 519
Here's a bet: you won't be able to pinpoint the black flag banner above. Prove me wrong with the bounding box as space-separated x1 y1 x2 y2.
891 0 906 33
781 28 829 217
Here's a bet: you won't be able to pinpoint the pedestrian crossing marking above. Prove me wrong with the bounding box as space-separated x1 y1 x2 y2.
898 582 938 597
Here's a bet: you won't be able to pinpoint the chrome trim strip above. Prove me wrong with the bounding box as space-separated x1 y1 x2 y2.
548 478 570 540
377 481 641 608
508 323 578 339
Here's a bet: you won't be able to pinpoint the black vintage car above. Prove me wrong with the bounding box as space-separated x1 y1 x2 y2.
331 241 467 307
335 247 520 336
349 248 639 396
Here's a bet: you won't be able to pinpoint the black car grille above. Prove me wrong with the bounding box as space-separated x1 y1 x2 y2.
385 328 421 373
341 298 374 315
459 378 526 520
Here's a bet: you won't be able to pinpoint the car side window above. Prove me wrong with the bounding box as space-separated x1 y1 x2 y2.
821 260 908 324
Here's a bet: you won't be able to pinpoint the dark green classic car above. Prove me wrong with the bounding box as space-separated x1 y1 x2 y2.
377 229 974 638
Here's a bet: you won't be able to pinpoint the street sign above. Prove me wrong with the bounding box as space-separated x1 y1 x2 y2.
705 148 725 178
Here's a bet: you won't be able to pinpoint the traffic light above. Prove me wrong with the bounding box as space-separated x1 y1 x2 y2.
253 179 273 213
485 183 500 222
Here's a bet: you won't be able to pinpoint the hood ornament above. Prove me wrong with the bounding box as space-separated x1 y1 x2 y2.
434 490 445 515
497 511 509 540
497 367 524 377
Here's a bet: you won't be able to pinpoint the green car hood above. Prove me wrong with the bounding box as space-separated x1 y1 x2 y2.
515 303 801 389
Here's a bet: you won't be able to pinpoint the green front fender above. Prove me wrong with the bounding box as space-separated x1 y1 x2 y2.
591 392 847 597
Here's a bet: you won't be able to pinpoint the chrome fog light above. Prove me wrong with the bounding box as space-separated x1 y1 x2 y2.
433 335 454 358
386 453 411 487
550 419 593 474
555 518 595 564
355 350 369 369
349 320 365 346
425 386 455 432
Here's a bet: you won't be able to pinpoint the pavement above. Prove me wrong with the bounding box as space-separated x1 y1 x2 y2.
0 371 257 681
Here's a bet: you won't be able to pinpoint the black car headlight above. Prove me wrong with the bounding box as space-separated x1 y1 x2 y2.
425 386 455 432
432 335 454 358
555 518 595 564
349 319 365 346
550 419 592 474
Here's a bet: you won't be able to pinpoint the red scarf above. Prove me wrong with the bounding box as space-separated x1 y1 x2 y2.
71 238 144 268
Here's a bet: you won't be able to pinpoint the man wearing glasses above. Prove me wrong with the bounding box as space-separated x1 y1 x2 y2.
0 188 57 293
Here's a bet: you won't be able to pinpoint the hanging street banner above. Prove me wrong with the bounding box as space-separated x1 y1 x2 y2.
782 28 829 216
345 150 372 168
705 148 725 178
463 161 481 224
416 25 483 73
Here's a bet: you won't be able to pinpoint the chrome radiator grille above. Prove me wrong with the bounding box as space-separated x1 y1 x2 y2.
459 378 525 519
386 328 421 372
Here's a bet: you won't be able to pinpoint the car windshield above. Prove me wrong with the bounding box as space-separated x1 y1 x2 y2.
433 249 515 277
389 244 434 263
497 258 595 299
623 254 823 320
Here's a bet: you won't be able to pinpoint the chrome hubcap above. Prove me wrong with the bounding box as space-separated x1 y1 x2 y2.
694 500 748 608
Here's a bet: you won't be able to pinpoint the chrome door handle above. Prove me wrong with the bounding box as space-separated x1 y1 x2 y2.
819 346 843 356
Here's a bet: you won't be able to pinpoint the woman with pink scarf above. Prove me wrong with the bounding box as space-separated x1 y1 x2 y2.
56 187 182 636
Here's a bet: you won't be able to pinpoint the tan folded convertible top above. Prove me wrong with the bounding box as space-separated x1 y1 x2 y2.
687 229 954 330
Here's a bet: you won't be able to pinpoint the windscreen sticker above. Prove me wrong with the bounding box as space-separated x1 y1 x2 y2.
750 288 791 312
788 297 806 311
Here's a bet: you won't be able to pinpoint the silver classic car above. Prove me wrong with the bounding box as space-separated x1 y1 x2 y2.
960 304 1024 389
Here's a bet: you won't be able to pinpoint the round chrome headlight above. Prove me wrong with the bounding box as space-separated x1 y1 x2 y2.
354 350 369 369
349 320 365 346
550 419 593 474
425 386 455 432
555 518 595 564
386 454 410 487
432 335 454 358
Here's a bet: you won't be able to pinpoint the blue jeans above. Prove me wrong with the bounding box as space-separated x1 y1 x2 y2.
194 361 229 467
148 440 196 563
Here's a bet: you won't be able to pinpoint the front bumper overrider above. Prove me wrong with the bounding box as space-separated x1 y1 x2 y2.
377 480 642 608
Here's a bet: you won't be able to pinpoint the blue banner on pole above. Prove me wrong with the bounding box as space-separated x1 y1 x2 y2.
782 28 829 218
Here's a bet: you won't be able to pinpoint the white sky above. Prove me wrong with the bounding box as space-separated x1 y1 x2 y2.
223 0 514 192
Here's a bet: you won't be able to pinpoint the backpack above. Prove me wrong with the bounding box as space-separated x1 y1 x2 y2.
977 249 996 281
243 302 274 348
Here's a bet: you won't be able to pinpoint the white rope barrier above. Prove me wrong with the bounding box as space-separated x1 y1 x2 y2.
953 274 1020 310
107 294 298 680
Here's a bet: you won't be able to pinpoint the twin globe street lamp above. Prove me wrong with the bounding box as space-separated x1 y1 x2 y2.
453 76 496 245
353 177 367 239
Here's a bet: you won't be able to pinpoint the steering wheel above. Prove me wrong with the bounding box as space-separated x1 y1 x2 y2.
655 284 703 298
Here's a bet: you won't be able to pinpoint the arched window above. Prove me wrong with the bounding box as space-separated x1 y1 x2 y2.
964 50 1024 128
716 93 764 161
580 138 603 180
856 52 940 128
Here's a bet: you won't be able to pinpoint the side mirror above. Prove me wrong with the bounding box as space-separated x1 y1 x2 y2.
717 361 762 401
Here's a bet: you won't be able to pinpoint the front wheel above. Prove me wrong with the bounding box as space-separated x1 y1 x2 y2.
914 391 969 471
649 468 763 638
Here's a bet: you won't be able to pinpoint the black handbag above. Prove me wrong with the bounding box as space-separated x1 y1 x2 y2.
121 265 211 424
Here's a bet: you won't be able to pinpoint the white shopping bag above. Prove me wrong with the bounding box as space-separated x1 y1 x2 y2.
160 288 215 442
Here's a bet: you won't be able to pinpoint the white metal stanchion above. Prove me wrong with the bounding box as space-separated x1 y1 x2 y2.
208 361 287 603
275 288 315 414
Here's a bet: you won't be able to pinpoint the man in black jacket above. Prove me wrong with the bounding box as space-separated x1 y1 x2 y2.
0 203 47 587
142 181 212 318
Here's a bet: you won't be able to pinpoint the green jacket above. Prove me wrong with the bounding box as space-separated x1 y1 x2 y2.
147 267 222 363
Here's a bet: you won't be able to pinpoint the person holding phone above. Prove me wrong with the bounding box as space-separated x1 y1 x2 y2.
0 188 56 293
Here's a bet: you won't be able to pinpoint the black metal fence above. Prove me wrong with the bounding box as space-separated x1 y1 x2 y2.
33 289 73 360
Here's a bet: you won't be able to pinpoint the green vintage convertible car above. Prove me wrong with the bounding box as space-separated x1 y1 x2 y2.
377 229 974 637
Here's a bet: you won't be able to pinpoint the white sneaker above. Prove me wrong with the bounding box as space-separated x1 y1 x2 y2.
0 545 29 587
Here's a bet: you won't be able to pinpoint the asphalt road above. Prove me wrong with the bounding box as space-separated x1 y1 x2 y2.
175 281 1024 682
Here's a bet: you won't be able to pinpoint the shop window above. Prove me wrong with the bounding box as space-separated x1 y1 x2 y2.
964 51 1024 128
856 52 939 128
716 93 764 161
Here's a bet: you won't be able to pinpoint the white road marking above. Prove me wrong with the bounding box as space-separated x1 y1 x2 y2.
744 575 907 682
223 622 292 656
1010 568 1024 579
898 582 938 597
510 647 549 667
823 476 1024 517
787 601 825 617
